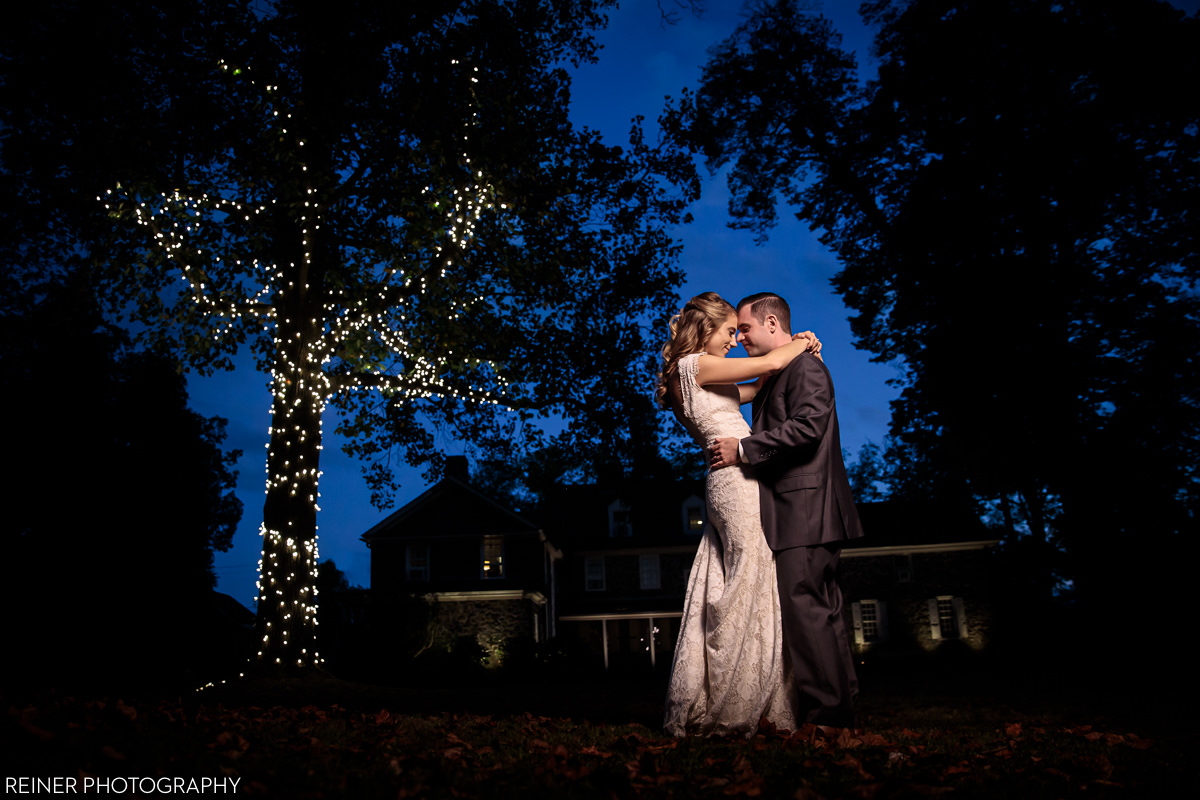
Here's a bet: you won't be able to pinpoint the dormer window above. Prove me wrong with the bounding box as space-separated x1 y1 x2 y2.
681 495 706 535
608 500 632 537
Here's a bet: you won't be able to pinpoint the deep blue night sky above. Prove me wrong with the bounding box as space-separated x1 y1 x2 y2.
189 0 1199 611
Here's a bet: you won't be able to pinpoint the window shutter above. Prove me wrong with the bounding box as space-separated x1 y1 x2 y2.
878 600 890 643
954 597 969 638
851 601 864 646
927 598 942 640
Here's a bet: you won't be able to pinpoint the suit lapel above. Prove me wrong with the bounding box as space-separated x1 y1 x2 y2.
752 371 782 433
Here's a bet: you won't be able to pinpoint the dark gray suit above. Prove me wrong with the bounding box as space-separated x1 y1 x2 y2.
741 351 863 727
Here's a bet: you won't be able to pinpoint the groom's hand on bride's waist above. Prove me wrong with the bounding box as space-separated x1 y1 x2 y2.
710 437 742 470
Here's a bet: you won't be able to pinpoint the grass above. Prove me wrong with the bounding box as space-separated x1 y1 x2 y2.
4 665 1196 798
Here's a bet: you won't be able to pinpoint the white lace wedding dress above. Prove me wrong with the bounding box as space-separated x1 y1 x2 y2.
663 353 797 737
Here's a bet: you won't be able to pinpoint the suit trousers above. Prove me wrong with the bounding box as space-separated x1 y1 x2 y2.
774 542 859 727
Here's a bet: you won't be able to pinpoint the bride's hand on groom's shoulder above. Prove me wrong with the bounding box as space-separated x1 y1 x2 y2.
793 331 824 361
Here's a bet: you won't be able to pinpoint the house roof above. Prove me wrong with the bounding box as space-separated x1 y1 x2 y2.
359 469 996 553
209 591 255 627
533 479 707 550
844 499 995 551
360 473 542 543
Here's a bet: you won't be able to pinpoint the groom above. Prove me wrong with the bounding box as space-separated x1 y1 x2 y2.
711 292 864 729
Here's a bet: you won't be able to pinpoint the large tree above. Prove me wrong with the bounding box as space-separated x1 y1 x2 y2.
671 0 1198 612
2 0 697 673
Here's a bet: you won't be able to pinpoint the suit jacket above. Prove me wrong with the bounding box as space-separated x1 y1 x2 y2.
742 352 864 551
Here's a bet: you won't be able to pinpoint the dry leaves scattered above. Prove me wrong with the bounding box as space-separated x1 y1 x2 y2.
2 692 1186 799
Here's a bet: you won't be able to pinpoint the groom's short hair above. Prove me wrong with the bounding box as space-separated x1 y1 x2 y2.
737 292 792 333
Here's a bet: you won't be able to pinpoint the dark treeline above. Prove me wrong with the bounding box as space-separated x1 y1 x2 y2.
4 0 1196 690
666 0 1198 666
0 273 246 692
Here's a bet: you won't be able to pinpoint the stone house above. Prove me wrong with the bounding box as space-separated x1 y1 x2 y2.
360 457 560 666
361 462 1001 670
840 500 1000 656
538 480 707 672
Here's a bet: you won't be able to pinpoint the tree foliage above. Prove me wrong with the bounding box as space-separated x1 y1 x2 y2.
673 0 1199 612
0 272 243 689
2 0 697 672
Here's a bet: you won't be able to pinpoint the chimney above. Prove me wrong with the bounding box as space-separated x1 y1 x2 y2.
444 455 470 483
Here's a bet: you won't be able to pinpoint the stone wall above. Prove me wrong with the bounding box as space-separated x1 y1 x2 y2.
841 548 995 654
426 597 536 667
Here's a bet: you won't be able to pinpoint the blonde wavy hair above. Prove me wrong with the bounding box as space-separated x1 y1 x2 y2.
655 292 736 409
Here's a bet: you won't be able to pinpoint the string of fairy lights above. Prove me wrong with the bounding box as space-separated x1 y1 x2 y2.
99 56 513 671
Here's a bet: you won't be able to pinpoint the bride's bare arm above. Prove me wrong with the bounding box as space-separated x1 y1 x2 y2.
735 332 821 405
695 331 822 388
737 377 765 404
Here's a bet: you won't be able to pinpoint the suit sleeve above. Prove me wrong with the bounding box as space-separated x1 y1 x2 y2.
740 355 833 466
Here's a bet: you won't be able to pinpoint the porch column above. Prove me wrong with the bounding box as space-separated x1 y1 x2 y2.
649 616 656 668
601 618 609 671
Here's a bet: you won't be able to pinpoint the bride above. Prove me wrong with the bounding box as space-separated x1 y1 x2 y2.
657 291 819 737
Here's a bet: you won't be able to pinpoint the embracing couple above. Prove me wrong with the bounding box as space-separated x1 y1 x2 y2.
658 291 863 737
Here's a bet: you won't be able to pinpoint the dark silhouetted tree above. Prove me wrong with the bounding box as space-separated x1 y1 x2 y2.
1 274 242 691
671 0 1198 631
845 442 887 504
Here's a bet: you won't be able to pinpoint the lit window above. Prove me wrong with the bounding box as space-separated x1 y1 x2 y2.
861 601 879 640
937 598 958 638
681 496 706 534
406 545 429 582
928 596 967 640
639 555 661 590
481 536 504 579
852 599 888 646
585 557 606 591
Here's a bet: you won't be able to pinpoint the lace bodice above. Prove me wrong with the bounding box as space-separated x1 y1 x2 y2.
675 353 751 451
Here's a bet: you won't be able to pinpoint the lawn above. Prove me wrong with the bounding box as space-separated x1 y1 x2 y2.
4 665 1195 798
